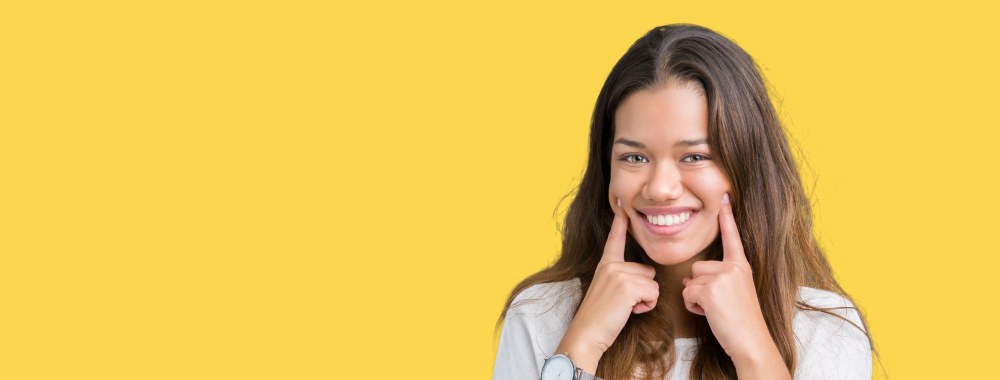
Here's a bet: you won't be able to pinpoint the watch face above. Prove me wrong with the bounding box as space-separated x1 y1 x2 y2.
540 354 575 380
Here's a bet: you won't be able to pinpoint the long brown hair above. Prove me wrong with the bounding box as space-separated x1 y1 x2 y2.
497 24 877 379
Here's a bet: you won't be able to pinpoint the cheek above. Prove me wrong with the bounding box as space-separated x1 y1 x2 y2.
690 171 731 229
691 169 732 200
608 171 641 201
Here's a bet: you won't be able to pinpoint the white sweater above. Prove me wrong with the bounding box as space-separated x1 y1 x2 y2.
492 278 872 380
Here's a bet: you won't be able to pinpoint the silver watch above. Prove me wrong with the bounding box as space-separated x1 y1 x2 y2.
540 352 602 380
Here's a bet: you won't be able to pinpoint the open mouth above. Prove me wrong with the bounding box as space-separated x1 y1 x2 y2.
638 210 694 226
636 209 698 236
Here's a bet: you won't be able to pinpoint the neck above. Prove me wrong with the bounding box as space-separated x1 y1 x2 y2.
653 250 709 339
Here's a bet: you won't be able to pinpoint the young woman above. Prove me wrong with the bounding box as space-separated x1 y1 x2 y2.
492 24 876 380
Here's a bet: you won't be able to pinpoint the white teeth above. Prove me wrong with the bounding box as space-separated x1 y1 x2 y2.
647 211 692 226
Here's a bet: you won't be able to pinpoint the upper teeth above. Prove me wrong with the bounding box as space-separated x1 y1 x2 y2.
647 212 692 226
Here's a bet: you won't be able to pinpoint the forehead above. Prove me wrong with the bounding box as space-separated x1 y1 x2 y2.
613 84 708 147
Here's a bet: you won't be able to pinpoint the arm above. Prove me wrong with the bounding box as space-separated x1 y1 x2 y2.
493 308 543 380
492 281 582 380
793 294 873 380
730 341 791 380
681 193 791 379
495 198 657 379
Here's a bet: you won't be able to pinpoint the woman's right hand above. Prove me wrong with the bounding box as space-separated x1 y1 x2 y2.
554 198 660 374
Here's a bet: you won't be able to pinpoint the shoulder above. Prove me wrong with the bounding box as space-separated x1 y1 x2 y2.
507 277 583 324
794 286 866 332
792 286 872 379
510 277 583 305
502 277 583 349
797 286 855 309
494 278 583 378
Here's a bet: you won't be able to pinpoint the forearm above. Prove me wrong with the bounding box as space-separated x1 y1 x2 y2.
554 328 605 375
730 340 791 380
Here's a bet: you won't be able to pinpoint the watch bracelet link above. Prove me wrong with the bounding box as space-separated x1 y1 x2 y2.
542 352 604 380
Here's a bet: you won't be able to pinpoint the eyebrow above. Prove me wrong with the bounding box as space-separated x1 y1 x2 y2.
613 138 707 148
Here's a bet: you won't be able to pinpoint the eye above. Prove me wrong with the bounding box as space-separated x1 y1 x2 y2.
682 154 710 163
622 154 648 164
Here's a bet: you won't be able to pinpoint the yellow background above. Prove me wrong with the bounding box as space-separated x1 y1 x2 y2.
2 1 996 379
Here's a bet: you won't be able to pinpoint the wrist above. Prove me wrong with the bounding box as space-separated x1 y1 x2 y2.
725 319 778 362
729 339 789 380
730 344 779 367
555 334 604 375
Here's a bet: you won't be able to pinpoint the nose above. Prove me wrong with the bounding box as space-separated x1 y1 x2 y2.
643 162 683 202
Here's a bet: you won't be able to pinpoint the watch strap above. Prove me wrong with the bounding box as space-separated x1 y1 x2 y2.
540 352 605 380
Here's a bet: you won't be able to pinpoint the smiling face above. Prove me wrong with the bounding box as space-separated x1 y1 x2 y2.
609 80 732 266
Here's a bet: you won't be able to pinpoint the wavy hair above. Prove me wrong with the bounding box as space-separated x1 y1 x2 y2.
497 24 877 379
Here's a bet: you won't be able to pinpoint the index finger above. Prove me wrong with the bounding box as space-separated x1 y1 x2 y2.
719 192 747 263
599 198 629 265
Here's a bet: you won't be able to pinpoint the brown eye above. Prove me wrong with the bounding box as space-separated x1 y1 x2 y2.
682 154 709 162
623 154 648 164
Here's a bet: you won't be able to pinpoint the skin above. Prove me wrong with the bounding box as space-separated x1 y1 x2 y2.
554 80 791 379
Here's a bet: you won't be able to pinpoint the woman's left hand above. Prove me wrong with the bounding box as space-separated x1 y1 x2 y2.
681 193 775 361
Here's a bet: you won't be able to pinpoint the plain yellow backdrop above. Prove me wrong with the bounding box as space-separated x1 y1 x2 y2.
1 1 997 379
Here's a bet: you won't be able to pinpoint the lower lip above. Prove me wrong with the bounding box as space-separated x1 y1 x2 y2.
641 211 697 236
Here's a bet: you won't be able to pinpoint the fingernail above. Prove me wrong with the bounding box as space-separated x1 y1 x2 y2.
723 193 730 204
617 198 621 208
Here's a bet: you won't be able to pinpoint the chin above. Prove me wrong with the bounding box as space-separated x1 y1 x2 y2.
644 246 701 266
